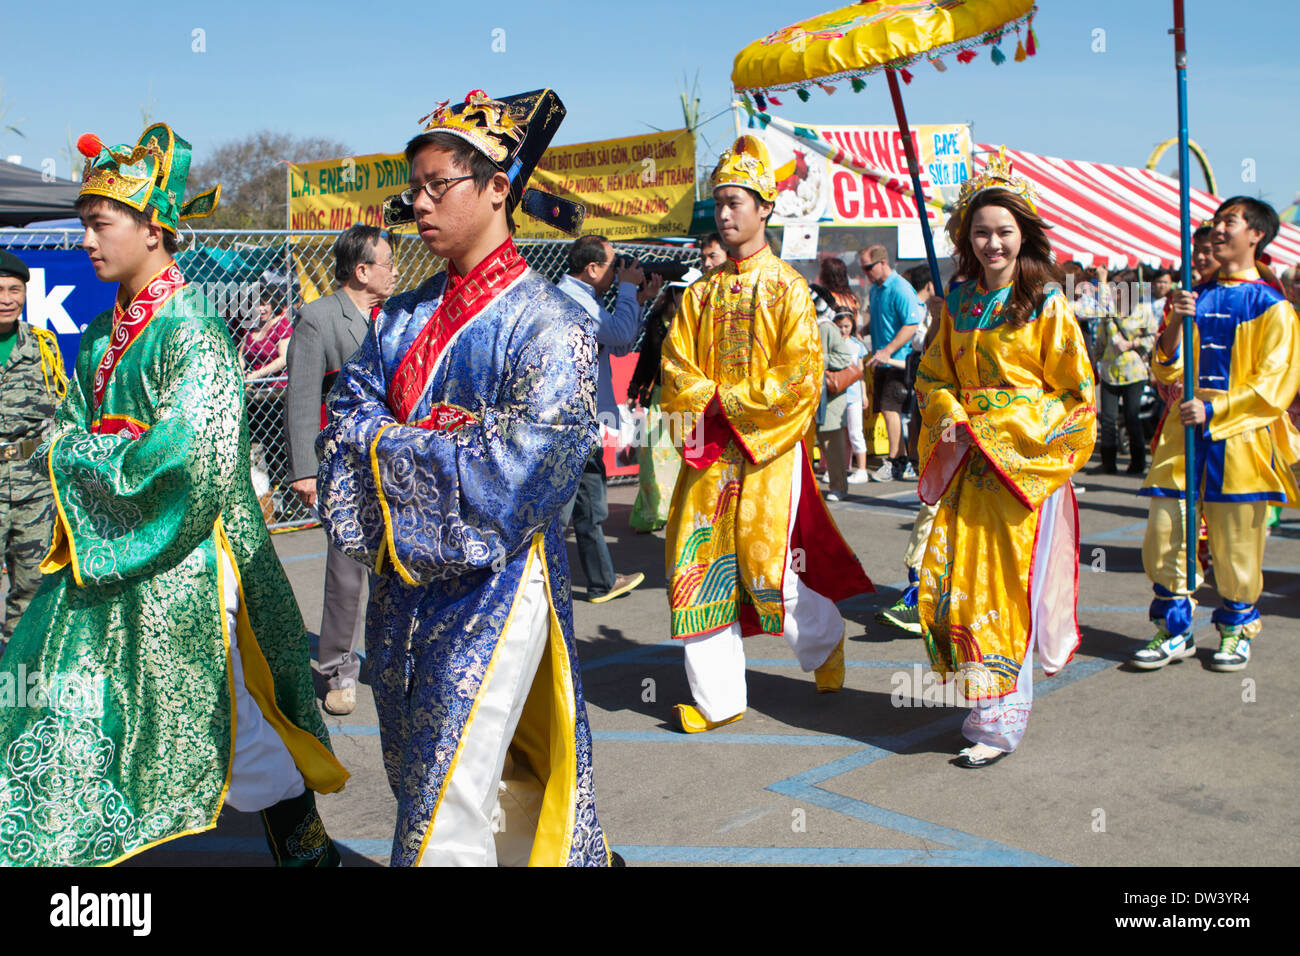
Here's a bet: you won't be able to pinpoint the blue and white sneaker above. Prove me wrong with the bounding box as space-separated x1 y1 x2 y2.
1210 625 1252 672
1130 627 1196 670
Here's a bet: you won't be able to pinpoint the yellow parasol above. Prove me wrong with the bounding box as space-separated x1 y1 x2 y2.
731 0 1038 287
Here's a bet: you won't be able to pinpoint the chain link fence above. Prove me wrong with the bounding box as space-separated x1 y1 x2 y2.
2 228 700 531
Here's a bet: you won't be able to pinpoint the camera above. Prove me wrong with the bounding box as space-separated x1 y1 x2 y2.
615 254 689 283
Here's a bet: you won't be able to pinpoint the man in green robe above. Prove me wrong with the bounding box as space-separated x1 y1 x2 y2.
0 124 349 867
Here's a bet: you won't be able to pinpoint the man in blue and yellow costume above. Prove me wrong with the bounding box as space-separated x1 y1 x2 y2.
660 134 873 734
0 124 348 866
316 90 615 866
1133 196 1300 673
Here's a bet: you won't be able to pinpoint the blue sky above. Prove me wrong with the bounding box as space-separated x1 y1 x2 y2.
2 1 1296 209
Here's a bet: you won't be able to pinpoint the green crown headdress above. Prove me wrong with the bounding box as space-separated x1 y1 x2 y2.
77 123 221 234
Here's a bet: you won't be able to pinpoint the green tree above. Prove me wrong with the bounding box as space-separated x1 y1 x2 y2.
189 131 351 229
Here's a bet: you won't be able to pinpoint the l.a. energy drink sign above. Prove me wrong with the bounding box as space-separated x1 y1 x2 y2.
13 249 114 370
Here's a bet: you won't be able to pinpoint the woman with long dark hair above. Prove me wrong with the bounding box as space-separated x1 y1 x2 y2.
914 150 1096 768
817 256 860 320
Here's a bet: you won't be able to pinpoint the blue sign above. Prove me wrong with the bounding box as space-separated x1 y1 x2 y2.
14 248 116 371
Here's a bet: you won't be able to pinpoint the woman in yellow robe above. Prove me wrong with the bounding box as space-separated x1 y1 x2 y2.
915 157 1096 768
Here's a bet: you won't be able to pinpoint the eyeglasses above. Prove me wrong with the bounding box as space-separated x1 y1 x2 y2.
365 258 396 271
399 175 476 205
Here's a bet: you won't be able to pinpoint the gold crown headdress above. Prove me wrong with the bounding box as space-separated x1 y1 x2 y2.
710 134 777 203
385 88 585 236
76 123 220 234
954 146 1037 219
417 90 525 166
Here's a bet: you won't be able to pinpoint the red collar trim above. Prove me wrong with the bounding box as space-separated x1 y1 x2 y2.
387 237 526 423
93 262 186 412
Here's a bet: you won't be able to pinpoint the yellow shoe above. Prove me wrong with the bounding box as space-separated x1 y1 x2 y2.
814 633 846 694
674 704 744 734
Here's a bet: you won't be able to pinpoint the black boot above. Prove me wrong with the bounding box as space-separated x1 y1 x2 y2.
260 790 341 867
1099 445 1117 474
1126 445 1146 475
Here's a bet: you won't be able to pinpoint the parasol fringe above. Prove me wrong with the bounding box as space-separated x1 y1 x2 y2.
754 92 767 110
731 9 1038 96
991 44 1006 65
899 68 914 85
819 82 837 95
850 77 866 92
930 57 947 72
768 94 782 106
796 87 810 102
1015 38 1027 62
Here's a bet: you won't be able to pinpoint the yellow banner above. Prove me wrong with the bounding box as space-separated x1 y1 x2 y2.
287 130 695 241
755 122 971 227
287 153 412 232
517 128 696 240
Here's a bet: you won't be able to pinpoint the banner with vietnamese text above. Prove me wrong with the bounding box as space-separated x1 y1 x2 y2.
517 128 695 240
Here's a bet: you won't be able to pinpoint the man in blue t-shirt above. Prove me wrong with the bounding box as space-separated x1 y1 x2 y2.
859 244 920 481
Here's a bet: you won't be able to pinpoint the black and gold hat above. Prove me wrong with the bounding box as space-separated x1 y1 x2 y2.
384 88 584 236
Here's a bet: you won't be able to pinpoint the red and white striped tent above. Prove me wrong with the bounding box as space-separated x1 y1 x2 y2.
973 144 1300 271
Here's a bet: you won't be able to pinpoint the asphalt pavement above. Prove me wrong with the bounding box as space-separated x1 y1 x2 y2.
129 462 1300 867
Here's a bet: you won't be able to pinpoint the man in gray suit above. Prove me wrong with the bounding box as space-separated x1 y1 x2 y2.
284 224 398 715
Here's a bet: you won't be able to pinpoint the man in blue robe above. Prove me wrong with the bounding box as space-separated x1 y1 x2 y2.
316 89 614 866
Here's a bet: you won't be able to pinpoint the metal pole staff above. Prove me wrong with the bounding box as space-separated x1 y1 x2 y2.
886 69 943 293
1172 0 1197 589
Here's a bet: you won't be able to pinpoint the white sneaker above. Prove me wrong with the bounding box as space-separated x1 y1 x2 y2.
870 461 895 482
824 491 842 502
846 469 870 484
899 461 918 481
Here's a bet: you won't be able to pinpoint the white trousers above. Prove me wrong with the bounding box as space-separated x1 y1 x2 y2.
221 549 307 812
682 444 844 722
959 484 1065 752
418 549 550 867
844 401 867 454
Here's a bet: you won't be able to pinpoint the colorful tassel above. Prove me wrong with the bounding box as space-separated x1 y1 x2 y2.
796 87 810 102
768 94 783 106
1026 19 1037 56
956 49 977 64
899 68 914 85
930 57 947 72
1014 38 1027 62
850 77 866 92
753 92 766 111
819 82 837 95
991 45 1006 65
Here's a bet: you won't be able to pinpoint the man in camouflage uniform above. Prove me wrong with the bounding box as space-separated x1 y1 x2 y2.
0 250 66 653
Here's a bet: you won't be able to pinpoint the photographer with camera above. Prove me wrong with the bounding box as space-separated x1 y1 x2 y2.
556 235 662 602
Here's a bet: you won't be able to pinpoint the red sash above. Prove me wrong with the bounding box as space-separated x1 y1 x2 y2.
92 263 186 419
92 415 150 439
386 238 527 425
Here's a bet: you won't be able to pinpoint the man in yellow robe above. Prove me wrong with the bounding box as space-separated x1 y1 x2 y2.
660 134 872 733
1134 196 1300 673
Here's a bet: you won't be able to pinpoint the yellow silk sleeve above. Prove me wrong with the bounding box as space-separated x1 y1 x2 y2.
916 299 968 463
1208 300 1300 441
660 284 715 428
715 278 823 464
993 294 1095 508
1151 333 1184 386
